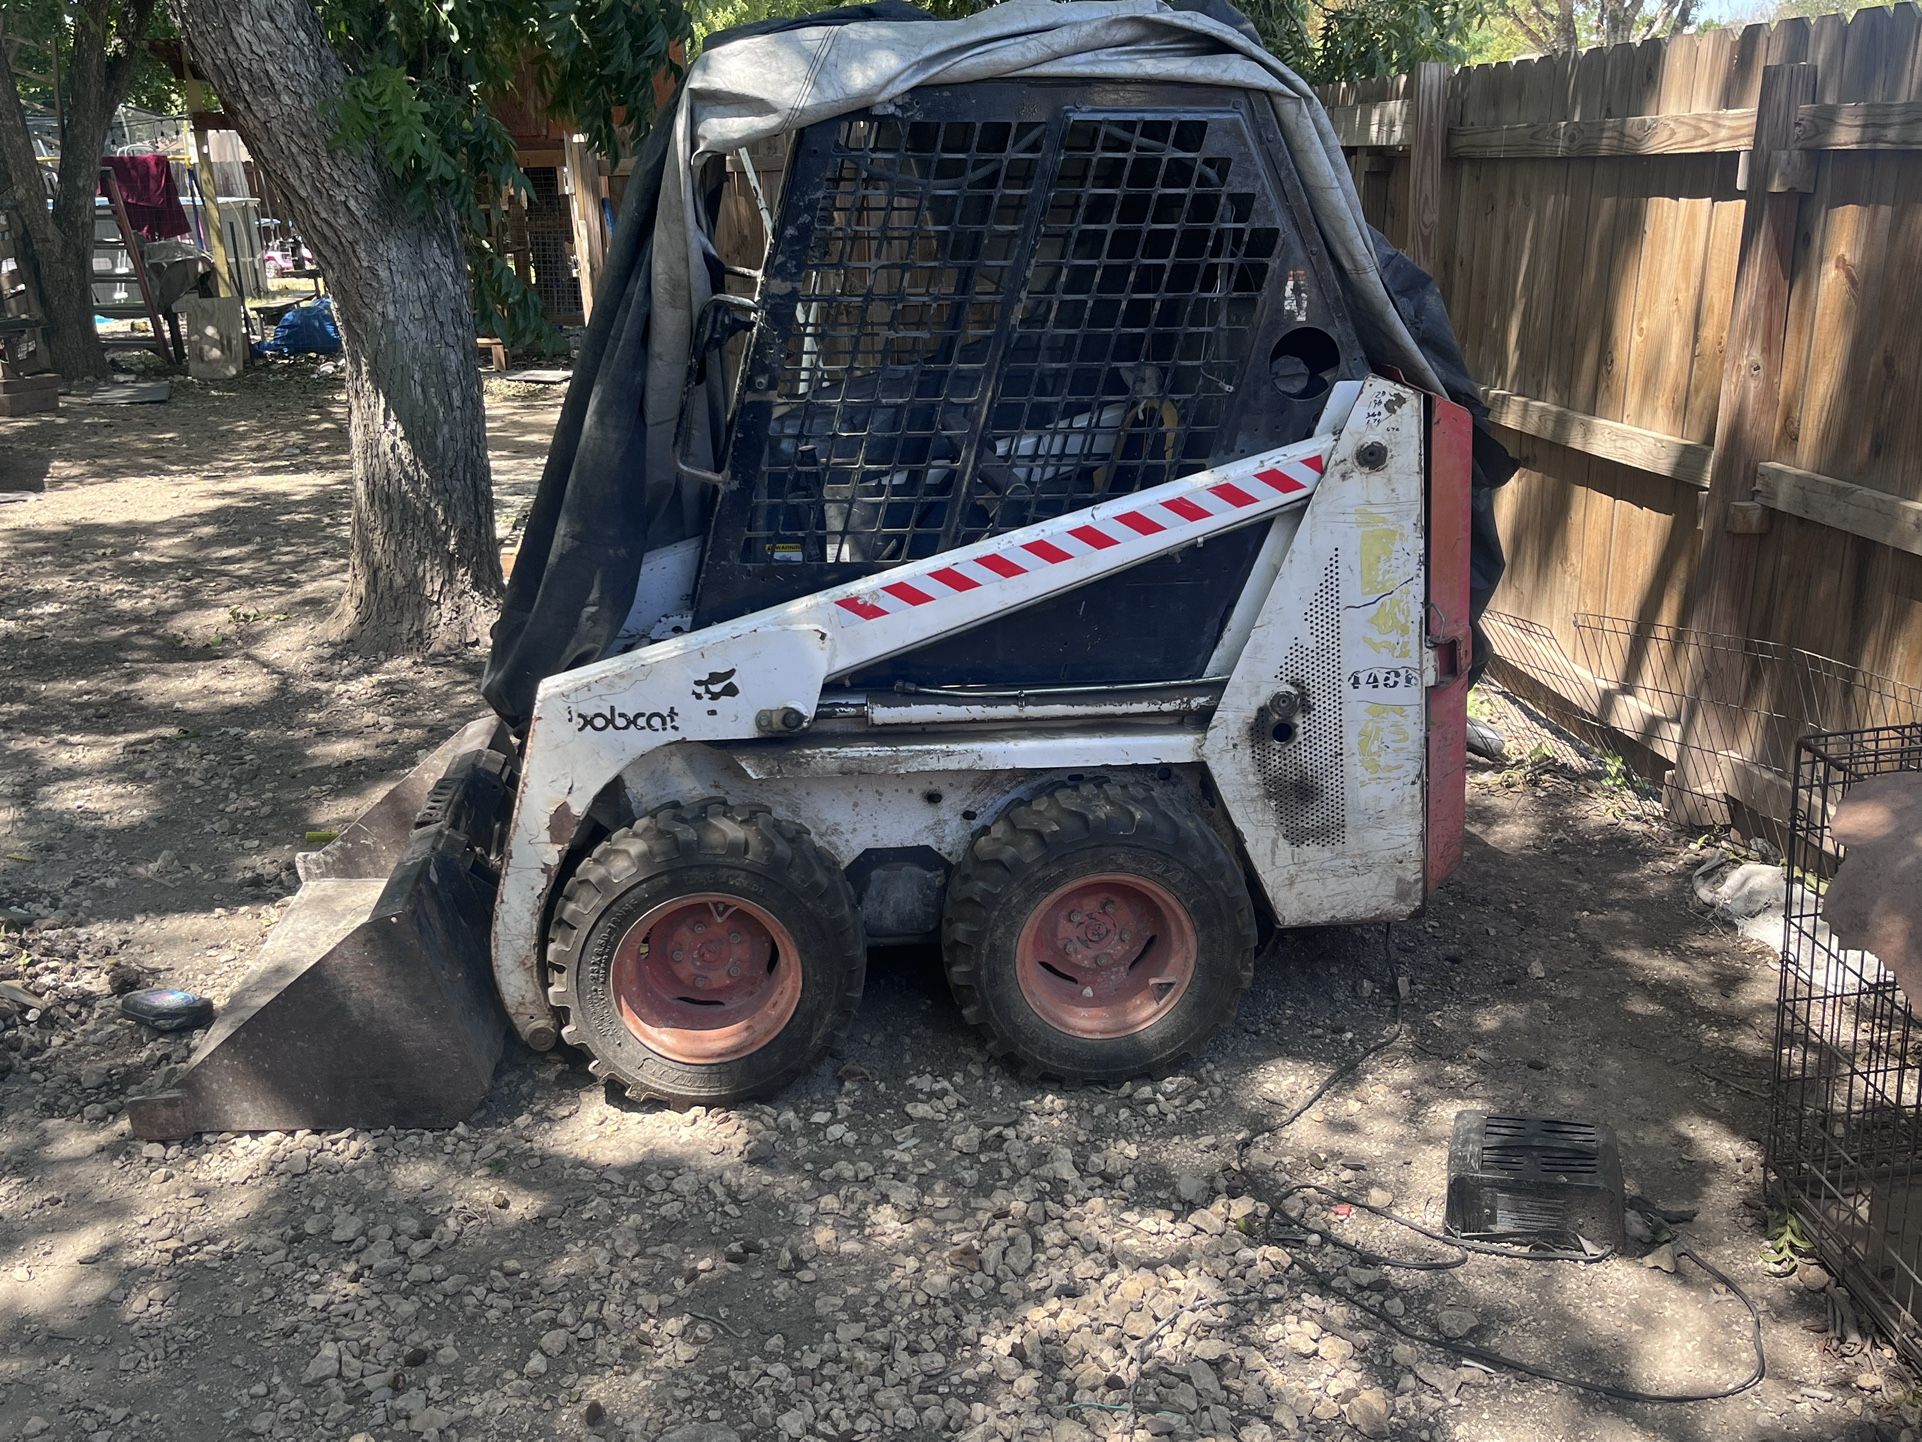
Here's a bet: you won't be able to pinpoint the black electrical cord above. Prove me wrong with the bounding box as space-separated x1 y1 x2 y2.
1223 923 1769 1405
1270 1179 1612 1269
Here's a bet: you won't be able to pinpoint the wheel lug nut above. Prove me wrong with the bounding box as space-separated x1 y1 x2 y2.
694 974 709 988
1102 899 1115 914
672 949 684 961
693 922 706 933
728 964 741 978
729 931 741 943
1068 910 1081 923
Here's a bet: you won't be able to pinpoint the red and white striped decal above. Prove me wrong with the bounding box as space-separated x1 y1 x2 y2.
833 452 1326 623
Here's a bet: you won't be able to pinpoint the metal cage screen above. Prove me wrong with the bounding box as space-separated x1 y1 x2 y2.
742 107 1285 567
1769 724 1922 1368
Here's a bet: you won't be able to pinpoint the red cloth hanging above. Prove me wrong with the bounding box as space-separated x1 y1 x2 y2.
101 155 190 242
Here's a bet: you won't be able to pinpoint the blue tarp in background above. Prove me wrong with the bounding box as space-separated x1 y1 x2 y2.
253 297 341 358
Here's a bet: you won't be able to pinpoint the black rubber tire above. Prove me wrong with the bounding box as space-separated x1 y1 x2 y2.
545 797 864 1106
942 777 1257 1083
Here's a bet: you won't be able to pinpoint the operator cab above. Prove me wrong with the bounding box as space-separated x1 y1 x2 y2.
689 80 1369 686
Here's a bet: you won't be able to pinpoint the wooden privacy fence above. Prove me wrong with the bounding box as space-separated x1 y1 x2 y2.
1317 6 1922 837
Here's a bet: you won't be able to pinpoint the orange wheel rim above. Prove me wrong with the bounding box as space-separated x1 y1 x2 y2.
1014 872 1197 1039
609 893 802 1064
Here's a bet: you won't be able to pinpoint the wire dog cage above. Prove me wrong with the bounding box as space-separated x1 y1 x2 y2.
1768 724 1922 1368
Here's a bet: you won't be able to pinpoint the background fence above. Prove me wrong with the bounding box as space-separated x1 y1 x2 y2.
1318 7 1922 841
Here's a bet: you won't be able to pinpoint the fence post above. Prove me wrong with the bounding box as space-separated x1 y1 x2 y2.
563 135 608 323
181 75 234 299
1676 59 1816 822
1697 59 1814 630
1407 61 1449 277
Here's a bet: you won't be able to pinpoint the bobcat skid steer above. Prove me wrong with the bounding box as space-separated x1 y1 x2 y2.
127 0 1493 1140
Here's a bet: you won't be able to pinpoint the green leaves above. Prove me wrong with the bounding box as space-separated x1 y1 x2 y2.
336 65 460 190
1760 1207 1816 1275
316 0 687 348
1244 0 1493 80
470 239 550 349
531 0 690 159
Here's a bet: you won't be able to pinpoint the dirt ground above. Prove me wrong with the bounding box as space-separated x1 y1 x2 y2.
0 370 1916 1442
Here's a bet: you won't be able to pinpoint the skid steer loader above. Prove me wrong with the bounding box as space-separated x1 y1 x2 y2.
127 0 1498 1140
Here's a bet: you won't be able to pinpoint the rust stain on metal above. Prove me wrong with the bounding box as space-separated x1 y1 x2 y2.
547 801 581 848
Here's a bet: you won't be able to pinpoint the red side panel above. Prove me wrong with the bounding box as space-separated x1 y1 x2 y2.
1425 397 1475 894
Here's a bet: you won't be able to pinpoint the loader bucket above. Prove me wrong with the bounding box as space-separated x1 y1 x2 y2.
127 717 517 1140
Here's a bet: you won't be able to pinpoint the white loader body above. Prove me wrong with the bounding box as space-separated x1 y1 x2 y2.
490 376 1466 1050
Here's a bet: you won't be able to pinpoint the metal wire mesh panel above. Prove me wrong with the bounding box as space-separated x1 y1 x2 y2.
736 100 1287 567
694 82 1367 682
1478 611 1623 769
748 116 1047 563
1770 726 1922 1368
1258 554 1346 844
1572 617 1922 847
1480 609 1922 848
981 115 1280 539
524 167 579 323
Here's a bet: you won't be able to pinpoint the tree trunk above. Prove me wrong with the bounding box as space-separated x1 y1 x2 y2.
166 0 502 652
0 191 108 380
0 2 142 382
25 230 110 379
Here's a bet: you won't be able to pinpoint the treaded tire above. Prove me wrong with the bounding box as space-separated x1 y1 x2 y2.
942 778 1256 1083
546 798 864 1106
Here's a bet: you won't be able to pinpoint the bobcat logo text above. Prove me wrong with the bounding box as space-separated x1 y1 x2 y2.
572 705 681 734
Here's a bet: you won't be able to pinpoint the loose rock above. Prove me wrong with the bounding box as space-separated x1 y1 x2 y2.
1343 1389 1392 1438
1436 1307 1479 1340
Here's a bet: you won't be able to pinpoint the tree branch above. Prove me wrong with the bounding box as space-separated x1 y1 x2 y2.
1503 0 1560 50
104 0 163 102
1505 6 1554 51
1607 0 1648 45
1640 0 1693 40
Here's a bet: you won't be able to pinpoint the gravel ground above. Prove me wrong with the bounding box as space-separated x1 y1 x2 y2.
1 370 1918 1442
